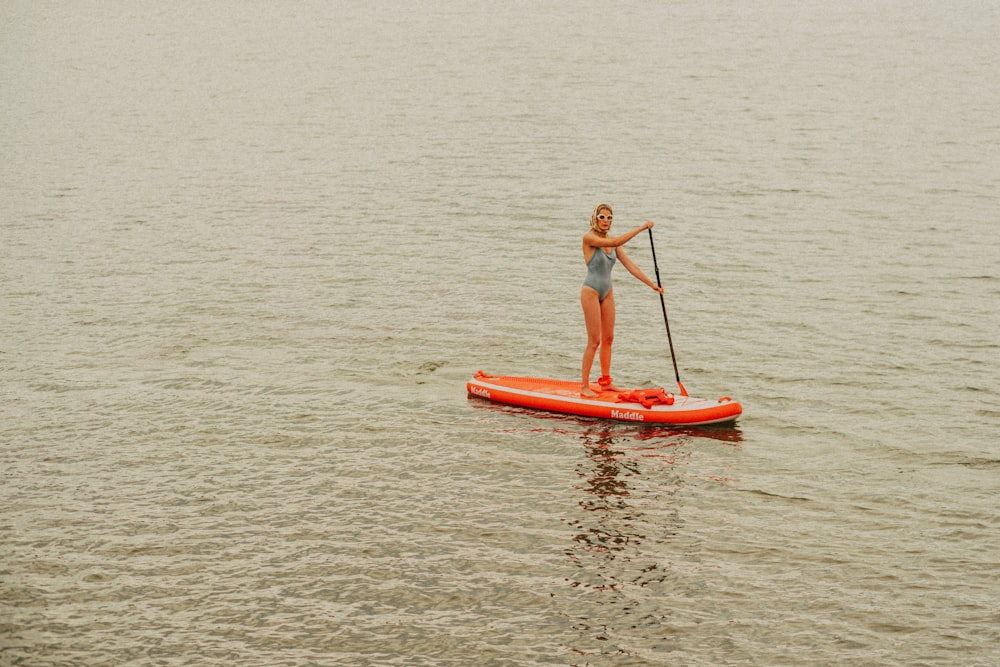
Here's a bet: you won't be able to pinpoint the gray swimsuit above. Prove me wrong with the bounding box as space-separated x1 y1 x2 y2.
583 247 617 301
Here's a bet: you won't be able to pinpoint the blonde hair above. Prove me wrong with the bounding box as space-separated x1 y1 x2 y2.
590 203 613 233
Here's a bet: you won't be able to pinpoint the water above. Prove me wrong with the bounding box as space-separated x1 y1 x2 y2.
2 1 998 665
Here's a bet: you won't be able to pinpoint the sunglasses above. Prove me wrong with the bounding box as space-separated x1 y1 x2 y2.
597 214 613 220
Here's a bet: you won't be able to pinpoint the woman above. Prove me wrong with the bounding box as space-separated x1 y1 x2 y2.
580 203 663 397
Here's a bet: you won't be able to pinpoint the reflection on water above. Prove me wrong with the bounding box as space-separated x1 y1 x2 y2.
564 424 742 663
570 431 643 591
566 428 683 593
632 423 744 445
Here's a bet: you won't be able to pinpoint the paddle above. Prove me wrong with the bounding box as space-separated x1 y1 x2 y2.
648 228 688 397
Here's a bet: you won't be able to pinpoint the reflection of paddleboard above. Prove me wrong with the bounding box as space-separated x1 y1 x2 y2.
467 371 742 426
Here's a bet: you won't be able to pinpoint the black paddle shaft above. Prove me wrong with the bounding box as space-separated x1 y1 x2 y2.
648 228 682 385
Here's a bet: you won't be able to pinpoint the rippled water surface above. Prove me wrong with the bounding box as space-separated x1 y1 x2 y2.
3 1 998 665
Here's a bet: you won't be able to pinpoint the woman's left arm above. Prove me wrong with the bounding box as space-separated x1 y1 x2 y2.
617 247 664 294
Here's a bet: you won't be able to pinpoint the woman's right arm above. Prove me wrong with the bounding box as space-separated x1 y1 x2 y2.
584 221 654 248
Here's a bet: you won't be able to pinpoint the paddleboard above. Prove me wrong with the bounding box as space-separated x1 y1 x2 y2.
467 371 742 426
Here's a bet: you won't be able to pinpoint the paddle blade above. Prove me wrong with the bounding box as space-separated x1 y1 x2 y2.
677 380 689 397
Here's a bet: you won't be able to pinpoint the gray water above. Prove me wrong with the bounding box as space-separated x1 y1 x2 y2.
2 1 998 665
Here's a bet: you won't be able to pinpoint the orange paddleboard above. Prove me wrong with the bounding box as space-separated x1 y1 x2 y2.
467 371 742 426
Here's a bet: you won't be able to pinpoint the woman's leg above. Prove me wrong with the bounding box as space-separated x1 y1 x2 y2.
598 290 620 390
580 287 603 396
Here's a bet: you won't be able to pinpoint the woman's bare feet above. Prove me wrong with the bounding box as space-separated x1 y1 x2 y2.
581 384 599 398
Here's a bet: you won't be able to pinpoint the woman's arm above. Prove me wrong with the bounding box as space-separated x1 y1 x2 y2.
617 246 664 293
584 221 654 248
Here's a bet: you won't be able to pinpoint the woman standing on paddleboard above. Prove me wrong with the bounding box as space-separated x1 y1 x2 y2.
580 204 663 397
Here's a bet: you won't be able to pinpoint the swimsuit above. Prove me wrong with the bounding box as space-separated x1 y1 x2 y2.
582 247 617 301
